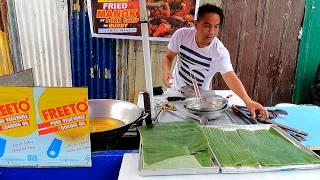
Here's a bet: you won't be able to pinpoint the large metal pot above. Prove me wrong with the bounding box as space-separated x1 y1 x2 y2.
88 99 146 140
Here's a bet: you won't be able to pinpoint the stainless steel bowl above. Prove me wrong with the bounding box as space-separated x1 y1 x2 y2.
187 104 228 120
184 95 228 112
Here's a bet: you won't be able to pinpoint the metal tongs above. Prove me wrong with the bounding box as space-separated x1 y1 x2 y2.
162 103 208 125
231 105 258 124
232 105 308 142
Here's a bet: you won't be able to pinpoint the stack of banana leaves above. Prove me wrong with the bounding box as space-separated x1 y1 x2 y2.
202 127 320 167
138 121 212 169
139 121 320 169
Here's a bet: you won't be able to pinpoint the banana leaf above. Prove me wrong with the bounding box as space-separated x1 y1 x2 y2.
203 127 320 167
138 121 212 169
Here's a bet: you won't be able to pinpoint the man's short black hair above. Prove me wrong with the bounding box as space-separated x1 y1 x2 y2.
197 3 224 25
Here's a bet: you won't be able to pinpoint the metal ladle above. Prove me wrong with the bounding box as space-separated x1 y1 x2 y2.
164 103 208 125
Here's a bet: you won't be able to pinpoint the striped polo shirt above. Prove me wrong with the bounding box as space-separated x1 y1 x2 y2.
167 28 233 90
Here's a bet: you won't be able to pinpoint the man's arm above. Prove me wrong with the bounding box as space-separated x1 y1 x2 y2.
162 49 177 87
222 71 268 118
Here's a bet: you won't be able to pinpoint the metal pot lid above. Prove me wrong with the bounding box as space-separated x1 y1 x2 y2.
184 95 228 112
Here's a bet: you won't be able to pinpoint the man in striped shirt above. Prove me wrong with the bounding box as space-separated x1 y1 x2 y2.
162 3 268 118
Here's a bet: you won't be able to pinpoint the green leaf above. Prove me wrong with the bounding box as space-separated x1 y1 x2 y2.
138 121 212 168
203 127 320 167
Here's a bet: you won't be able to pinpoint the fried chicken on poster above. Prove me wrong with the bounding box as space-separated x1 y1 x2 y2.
146 0 196 37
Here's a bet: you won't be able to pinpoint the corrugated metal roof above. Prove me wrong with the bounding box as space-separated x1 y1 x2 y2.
69 0 116 99
13 0 72 87
6 0 23 72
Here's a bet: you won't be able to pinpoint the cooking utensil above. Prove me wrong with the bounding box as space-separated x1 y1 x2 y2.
190 72 202 102
89 99 147 140
163 103 208 125
231 105 258 124
166 96 186 101
233 105 288 118
184 96 228 112
271 109 288 115
183 96 228 121
186 105 228 120
268 109 288 118
174 105 209 125
232 105 308 137
256 117 308 136
287 131 306 142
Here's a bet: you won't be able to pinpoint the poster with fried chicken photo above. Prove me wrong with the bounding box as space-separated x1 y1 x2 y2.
87 0 199 41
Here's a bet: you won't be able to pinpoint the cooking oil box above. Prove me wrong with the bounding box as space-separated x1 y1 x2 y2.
0 87 91 167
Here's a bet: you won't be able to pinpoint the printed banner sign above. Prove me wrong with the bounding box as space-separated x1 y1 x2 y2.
87 0 199 41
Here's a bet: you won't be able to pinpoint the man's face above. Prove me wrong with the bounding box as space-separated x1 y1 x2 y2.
195 13 221 45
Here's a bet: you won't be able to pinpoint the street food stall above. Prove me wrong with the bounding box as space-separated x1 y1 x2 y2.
1 0 320 179
118 90 320 179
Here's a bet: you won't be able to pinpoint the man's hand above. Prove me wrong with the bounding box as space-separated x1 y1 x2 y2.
244 99 268 119
162 49 177 88
163 72 173 88
222 71 268 119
